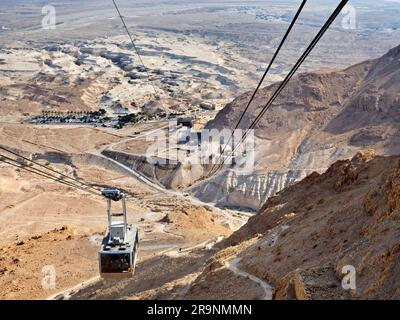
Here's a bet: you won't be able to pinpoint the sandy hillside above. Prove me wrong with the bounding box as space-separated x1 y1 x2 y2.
0 226 98 300
0 122 242 299
0 124 120 154
182 151 400 300
57 150 400 300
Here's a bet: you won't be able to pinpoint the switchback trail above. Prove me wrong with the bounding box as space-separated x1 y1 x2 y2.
225 257 273 300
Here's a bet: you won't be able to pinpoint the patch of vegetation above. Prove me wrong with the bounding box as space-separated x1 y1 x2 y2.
114 114 137 129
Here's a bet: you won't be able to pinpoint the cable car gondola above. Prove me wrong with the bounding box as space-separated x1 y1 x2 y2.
98 188 139 280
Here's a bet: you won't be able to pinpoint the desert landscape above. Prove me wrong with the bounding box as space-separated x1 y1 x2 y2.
1 0 400 301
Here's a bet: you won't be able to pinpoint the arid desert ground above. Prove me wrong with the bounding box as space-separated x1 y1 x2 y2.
1 0 400 300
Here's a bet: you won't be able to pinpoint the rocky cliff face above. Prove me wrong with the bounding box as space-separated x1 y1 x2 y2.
192 170 305 211
193 44 400 210
186 152 400 300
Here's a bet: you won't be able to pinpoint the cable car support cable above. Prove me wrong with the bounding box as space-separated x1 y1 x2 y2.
112 0 159 96
208 0 349 177
0 153 101 196
0 145 101 194
210 0 308 175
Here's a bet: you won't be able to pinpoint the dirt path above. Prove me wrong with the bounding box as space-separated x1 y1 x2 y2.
105 122 171 152
225 257 273 300
96 148 249 227
46 276 101 300
96 153 167 193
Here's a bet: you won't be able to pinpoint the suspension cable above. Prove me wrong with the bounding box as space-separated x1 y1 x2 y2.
112 0 159 96
0 146 101 194
0 154 101 196
209 0 349 177
210 0 308 174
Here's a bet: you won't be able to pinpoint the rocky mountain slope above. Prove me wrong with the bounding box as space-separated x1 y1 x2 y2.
185 151 400 300
194 45 400 210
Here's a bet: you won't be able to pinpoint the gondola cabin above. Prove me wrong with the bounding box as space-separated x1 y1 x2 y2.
99 189 139 280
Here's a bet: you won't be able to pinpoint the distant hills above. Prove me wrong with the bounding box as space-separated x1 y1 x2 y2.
196 44 400 210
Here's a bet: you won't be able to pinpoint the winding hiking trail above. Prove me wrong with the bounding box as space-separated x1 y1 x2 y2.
47 276 101 300
225 257 273 300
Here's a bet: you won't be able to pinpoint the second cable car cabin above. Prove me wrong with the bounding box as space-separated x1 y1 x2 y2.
99 189 139 280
